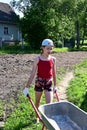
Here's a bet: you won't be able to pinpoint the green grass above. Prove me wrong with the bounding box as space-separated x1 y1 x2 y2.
0 45 40 54
67 60 87 112
0 100 3 118
53 47 68 52
0 44 69 54
69 45 87 51
4 87 44 130
0 43 87 54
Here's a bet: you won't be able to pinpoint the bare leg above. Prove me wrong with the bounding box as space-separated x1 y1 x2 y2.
44 90 53 103
35 91 42 109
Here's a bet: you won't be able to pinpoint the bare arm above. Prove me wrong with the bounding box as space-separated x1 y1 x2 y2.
25 57 39 88
52 57 57 87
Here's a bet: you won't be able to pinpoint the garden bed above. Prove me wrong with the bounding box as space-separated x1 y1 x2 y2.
0 51 87 103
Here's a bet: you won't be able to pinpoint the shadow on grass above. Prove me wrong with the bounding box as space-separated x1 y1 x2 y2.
80 92 87 112
0 45 87 54
0 45 40 54
68 45 87 52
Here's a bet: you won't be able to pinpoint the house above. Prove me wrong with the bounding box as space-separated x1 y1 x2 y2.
0 2 22 46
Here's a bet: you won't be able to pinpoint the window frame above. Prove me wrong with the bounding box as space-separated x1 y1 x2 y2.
4 27 8 35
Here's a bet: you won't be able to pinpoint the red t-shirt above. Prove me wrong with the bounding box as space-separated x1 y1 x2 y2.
37 58 53 79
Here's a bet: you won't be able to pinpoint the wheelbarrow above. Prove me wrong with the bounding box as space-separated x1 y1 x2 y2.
39 101 87 130
26 91 60 130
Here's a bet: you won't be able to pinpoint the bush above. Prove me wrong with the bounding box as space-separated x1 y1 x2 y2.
55 40 63 48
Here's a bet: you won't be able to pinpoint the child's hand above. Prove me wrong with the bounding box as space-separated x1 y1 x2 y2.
53 86 58 93
23 87 29 96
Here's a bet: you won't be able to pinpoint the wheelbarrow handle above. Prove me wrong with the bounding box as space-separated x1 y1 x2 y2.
55 91 60 102
27 94 42 120
26 94 46 130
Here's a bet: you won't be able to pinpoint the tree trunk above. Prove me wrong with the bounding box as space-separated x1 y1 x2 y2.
82 33 85 45
82 9 87 45
76 20 80 49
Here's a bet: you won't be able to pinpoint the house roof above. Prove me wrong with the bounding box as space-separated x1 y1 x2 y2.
0 2 18 24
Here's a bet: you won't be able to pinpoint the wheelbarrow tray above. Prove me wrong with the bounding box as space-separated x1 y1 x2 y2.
39 101 87 130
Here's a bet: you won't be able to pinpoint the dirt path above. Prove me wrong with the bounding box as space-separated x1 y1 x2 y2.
58 71 74 101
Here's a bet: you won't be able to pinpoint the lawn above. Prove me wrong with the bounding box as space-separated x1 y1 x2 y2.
0 44 87 54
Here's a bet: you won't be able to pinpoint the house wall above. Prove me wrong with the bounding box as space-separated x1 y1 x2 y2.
0 23 22 43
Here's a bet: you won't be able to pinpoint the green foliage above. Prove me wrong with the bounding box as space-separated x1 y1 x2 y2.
68 44 87 51
13 0 76 48
0 44 87 54
67 60 87 112
0 42 87 54
0 100 3 118
20 6 48 49
0 44 40 54
4 88 43 130
11 0 87 49
53 47 68 52
0 44 70 54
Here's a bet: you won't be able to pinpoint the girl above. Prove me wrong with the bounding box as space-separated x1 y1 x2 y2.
23 39 58 120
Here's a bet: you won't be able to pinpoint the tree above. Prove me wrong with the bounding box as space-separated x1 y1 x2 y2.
70 0 87 48
80 0 87 45
11 0 87 49
11 0 61 48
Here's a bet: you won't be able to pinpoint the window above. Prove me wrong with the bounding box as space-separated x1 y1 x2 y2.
4 27 8 35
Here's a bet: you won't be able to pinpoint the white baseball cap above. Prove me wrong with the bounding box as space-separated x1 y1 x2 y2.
42 39 54 46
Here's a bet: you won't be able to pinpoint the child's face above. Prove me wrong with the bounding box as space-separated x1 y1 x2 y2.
42 46 54 55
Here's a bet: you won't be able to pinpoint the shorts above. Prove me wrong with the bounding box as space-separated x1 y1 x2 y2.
34 77 52 92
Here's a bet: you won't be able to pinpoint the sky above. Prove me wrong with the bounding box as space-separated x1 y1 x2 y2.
0 0 11 4
0 0 23 17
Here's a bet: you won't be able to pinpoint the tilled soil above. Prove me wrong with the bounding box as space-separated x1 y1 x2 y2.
0 51 87 103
